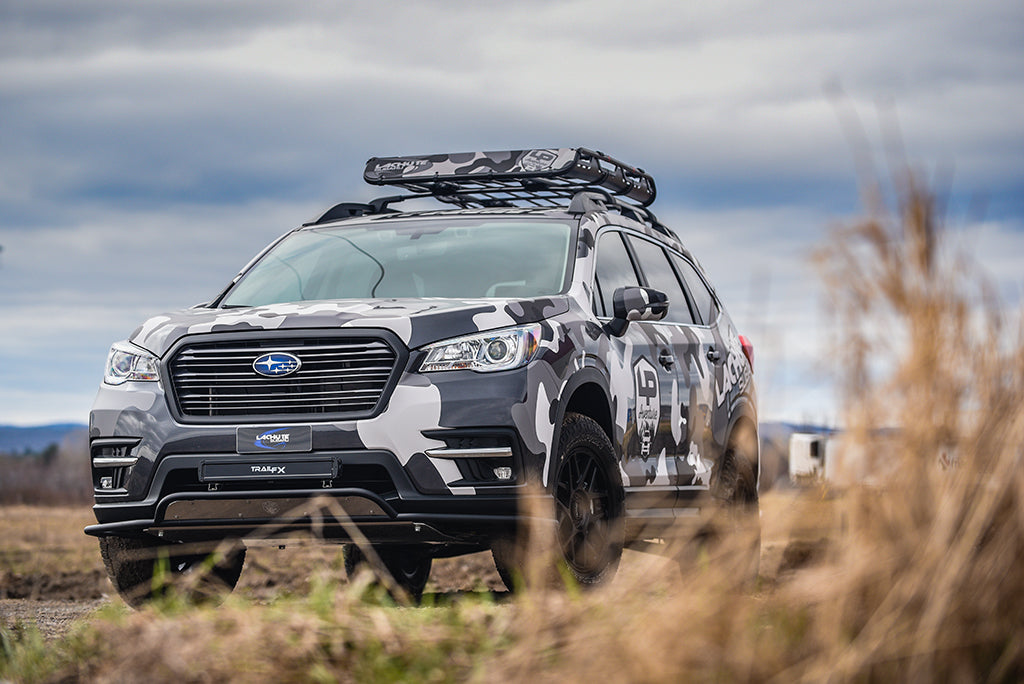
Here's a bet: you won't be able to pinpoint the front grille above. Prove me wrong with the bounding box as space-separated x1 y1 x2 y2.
168 336 398 420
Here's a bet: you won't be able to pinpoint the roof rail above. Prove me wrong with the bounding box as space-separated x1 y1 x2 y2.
363 148 656 209
568 190 675 238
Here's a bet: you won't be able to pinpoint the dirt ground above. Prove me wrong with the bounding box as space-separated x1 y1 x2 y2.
0 488 837 640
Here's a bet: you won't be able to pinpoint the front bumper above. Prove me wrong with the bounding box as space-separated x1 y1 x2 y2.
88 357 555 546
85 449 548 545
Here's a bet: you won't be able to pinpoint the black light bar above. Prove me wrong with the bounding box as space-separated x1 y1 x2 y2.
363 148 657 208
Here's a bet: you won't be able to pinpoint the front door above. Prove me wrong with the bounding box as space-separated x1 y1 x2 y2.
592 230 679 516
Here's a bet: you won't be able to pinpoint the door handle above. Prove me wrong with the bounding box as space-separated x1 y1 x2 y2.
707 347 722 363
658 350 675 370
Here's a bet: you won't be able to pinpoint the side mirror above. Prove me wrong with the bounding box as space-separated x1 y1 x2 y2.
608 286 668 336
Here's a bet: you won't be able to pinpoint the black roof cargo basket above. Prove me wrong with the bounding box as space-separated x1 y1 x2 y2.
305 148 671 234
363 148 656 209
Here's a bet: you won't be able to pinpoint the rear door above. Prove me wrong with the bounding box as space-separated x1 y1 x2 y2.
669 253 730 496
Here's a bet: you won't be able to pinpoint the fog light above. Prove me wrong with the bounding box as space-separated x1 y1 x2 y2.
493 466 513 481
99 476 114 489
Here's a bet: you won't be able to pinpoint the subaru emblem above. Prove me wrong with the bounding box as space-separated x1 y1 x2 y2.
253 352 302 377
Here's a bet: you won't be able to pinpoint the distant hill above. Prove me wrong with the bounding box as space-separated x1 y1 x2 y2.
0 423 88 455
759 421 838 443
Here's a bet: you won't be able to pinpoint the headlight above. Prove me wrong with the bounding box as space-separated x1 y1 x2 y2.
420 324 541 373
104 341 160 385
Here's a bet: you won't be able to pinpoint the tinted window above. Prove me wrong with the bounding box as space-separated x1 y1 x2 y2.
674 256 719 325
626 236 696 325
593 232 640 317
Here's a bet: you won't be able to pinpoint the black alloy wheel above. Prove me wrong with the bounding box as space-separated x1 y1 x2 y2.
553 412 624 586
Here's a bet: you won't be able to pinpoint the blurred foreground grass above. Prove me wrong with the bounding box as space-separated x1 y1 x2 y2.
1 490 844 682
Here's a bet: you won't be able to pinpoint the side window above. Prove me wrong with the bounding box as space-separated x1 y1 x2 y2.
673 256 719 325
625 236 697 325
593 232 641 317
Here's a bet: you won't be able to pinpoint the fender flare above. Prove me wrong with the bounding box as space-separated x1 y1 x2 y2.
724 394 760 486
546 368 614 488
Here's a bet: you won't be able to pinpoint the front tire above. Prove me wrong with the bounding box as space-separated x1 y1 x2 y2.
98 535 245 609
552 412 625 587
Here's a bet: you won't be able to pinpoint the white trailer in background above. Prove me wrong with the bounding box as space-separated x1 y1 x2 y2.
789 433 829 484
789 431 908 487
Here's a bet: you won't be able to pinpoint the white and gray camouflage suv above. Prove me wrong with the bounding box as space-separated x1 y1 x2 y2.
86 148 759 605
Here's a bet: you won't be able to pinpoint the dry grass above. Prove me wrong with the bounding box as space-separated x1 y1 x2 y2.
802 172 1024 681
0 506 98 574
0 506 107 600
3 173 1023 682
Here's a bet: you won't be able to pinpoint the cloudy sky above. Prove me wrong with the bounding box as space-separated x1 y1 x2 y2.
1 0 1021 426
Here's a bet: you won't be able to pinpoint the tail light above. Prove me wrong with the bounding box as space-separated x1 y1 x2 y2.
739 335 754 371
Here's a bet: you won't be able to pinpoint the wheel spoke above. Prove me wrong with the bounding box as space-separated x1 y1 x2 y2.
555 498 574 522
581 455 599 491
568 455 581 490
562 526 579 564
582 530 601 568
555 482 572 507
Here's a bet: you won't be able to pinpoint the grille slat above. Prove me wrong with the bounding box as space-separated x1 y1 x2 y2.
180 389 383 402
174 371 392 385
174 350 394 364
174 341 391 355
169 336 398 420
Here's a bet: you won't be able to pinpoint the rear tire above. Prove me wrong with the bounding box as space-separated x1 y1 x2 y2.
679 427 761 587
343 544 432 602
710 449 761 584
98 535 245 609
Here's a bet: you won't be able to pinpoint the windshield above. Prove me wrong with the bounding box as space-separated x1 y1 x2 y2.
220 218 574 307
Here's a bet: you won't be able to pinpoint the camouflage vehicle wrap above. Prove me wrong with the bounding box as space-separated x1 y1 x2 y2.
86 149 757 600
365 148 582 182
365 147 656 207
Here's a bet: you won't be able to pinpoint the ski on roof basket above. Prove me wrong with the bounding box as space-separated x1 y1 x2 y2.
363 147 656 209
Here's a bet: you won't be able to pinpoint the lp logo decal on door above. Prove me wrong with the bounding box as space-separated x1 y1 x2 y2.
633 357 660 457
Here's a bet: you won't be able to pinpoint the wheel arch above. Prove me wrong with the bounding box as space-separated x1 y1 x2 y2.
547 369 614 487
725 396 760 493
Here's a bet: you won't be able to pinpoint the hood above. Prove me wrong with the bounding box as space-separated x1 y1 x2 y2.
129 297 571 357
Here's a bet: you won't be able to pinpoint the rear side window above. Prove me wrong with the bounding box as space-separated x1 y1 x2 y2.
673 256 719 325
625 235 696 325
593 232 641 317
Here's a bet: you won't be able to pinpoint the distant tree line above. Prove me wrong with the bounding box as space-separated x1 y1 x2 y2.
0 432 91 504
